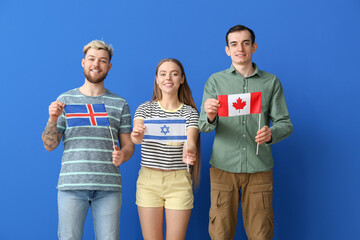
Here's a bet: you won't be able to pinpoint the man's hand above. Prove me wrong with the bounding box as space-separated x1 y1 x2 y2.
255 126 272 145
112 146 125 167
49 101 65 123
42 101 64 151
204 98 220 123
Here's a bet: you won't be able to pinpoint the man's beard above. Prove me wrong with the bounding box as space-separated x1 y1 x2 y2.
84 70 108 84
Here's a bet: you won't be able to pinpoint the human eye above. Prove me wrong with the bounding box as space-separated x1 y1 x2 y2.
159 73 166 76
172 72 179 77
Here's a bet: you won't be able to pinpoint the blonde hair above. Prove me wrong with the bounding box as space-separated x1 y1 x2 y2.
152 58 201 188
83 40 114 61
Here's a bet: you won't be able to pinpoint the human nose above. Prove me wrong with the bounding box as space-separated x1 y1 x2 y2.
92 59 100 66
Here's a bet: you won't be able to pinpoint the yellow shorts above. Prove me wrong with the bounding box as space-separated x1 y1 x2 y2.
136 167 194 210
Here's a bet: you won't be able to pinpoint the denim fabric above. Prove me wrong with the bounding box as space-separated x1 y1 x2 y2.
58 190 122 240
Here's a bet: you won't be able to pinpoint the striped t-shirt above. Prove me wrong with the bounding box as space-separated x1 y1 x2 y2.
56 88 132 191
134 101 199 170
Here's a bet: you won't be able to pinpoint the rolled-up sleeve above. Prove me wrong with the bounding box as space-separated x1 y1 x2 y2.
199 75 218 133
268 78 293 144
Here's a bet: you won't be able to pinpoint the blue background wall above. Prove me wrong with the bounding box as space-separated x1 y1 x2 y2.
0 0 359 239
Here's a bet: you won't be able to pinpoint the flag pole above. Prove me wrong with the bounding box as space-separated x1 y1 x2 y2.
109 125 116 148
186 140 189 172
256 113 261 155
184 121 189 172
185 122 189 172
103 102 116 149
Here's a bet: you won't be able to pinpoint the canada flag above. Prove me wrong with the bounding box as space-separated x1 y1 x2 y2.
218 92 261 117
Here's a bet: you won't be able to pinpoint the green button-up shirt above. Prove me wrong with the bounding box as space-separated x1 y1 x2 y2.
199 63 293 173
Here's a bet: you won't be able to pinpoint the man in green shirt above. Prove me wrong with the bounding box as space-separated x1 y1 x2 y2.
199 25 293 240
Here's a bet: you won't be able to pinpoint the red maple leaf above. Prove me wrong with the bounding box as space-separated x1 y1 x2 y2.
232 97 246 113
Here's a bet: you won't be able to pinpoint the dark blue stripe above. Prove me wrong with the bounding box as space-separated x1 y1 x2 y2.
144 135 187 140
96 117 110 126
67 118 91 127
144 119 186 124
92 104 107 113
65 105 88 113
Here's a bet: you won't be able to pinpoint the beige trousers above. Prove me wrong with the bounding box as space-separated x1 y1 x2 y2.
209 167 274 240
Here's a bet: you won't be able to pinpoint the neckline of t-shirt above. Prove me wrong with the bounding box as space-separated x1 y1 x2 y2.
156 101 184 113
76 88 109 98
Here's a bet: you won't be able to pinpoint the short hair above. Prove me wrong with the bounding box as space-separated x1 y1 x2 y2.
226 25 255 46
83 40 114 61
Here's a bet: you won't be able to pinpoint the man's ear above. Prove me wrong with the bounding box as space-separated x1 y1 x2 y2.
225 46 231 56
252 42 258 53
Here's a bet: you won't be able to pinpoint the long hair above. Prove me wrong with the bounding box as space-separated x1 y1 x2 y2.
152 58 201 188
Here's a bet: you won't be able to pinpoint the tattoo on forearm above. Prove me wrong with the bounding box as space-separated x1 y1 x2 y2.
42 121 61 150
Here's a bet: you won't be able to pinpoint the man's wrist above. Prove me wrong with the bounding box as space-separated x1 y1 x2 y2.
48 117 58 125
265 136 273 144
207 116 216 124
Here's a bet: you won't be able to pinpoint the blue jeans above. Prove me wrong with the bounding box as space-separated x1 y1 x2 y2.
58 190 122 240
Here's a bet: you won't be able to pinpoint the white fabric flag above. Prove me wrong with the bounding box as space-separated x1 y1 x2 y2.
218 92 262 117
143 118 187 143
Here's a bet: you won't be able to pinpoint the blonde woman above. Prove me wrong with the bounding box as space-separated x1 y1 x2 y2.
131 58 200 240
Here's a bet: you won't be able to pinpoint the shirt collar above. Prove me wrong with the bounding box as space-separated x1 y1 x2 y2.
226 63 262 77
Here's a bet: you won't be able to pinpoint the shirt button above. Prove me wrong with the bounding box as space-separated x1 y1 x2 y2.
243 134 246 137
243 87 246 90
242 121 246 124
243 147 246 151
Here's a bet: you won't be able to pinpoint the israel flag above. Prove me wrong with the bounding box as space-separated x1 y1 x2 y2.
143 117 187 142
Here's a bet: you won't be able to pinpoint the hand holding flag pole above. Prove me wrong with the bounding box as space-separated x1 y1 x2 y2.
255 125 272 152
218 92 262 155
183 142 198 172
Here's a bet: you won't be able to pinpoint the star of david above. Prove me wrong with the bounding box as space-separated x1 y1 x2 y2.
160 125 170 135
